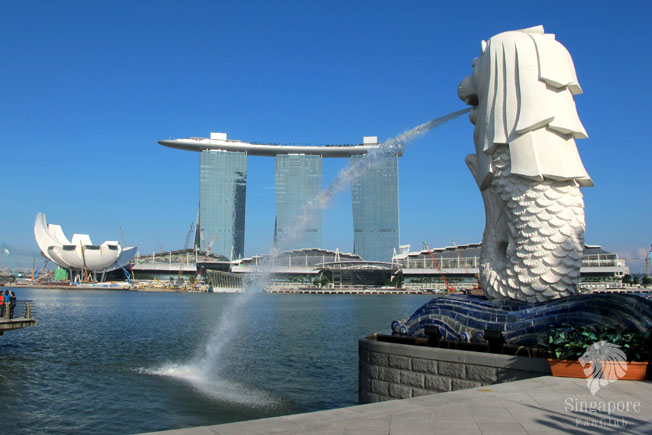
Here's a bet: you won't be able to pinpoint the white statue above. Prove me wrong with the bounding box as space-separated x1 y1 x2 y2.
458 26 592 302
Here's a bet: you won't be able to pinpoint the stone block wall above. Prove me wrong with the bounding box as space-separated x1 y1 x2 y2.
359 334 552 403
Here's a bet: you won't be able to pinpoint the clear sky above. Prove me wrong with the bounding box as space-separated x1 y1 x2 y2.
1 1 651 272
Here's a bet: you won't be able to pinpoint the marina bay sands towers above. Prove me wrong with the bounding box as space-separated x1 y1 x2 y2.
198 149 247 260
274 154 322 249
159 133 399 262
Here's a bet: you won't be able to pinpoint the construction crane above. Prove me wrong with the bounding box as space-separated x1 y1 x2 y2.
198 229 207 252
207 231 218 252
37 258 50 279
35 258 54 282
2 242 21 279
422 241 455 292
152 236 164 253
31 258 37 280
184 223 194 250
646 244 651 278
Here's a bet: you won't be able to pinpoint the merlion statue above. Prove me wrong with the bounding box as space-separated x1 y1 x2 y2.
457 25 592 302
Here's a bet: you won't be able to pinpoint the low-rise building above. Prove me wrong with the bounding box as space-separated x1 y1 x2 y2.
393 243 629 291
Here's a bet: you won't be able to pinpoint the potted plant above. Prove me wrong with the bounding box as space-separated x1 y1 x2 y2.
542 323 651 380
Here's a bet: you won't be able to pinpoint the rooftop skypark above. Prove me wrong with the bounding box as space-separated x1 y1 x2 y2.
158 133 391 157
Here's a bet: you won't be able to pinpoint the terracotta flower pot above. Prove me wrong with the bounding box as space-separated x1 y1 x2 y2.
547 359 589 378
548 359 648 380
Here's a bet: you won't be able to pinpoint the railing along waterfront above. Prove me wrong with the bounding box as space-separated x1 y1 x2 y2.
1 300 34 321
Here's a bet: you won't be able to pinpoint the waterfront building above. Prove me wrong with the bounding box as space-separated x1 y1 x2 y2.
199 149 247 260
160 133 400 261
102 247 242 291
125 248 231 281
232 248 380 287
231 243 628 289
351 151 399 262
275 154 322 250
393 243 630 291
232 248 361 274
125 243 629 291
33 213 138 282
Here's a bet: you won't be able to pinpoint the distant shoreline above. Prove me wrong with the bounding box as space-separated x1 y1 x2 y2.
3 283 651 296
3 283 437 295
2 283 195 293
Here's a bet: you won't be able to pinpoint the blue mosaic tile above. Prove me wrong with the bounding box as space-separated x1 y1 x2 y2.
392 294 652 346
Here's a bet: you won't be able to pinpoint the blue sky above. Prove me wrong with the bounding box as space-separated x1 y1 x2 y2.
1 1 651 272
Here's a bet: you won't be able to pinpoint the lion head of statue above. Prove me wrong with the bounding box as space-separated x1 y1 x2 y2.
458 25 592 190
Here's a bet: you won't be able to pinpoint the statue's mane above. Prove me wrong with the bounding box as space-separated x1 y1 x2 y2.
472 25 593 188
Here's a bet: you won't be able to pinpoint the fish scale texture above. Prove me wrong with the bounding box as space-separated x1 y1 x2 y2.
481 146 585 302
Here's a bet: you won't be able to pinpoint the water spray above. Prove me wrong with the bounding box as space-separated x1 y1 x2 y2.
201 107 472 362
147 107 471 401
275 107 472 251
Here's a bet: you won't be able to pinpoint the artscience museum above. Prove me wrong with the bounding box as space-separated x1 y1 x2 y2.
34 213 138 281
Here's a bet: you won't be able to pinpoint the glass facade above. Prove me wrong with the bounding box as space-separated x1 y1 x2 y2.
199 150 247 259
274 154 322 250
351 154 399 262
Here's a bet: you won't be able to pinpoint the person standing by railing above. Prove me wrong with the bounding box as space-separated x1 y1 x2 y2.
3 290 9 318
0 290 5 318
9 291 16 318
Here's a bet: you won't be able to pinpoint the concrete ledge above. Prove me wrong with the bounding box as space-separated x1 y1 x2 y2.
359 334 550 371
359 334 551 403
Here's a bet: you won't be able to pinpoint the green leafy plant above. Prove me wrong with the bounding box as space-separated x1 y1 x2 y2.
541 323 652 361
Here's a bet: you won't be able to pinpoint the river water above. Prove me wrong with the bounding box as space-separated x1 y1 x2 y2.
0 287 431 434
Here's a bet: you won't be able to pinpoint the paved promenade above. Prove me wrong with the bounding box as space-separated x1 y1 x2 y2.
148 376 652 434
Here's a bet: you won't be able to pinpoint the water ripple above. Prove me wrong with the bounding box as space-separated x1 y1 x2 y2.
0 287 431 434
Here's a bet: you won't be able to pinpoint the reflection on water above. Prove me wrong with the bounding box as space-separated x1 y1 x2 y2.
0 288 431 434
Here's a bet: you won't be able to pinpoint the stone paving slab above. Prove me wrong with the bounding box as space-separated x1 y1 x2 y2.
145 377 652 435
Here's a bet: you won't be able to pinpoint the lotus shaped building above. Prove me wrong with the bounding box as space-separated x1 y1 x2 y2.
34 213 137 280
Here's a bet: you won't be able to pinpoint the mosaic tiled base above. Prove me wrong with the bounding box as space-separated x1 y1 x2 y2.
392 294 652 346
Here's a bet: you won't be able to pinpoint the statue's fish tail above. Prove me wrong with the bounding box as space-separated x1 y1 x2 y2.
480 146 585 302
